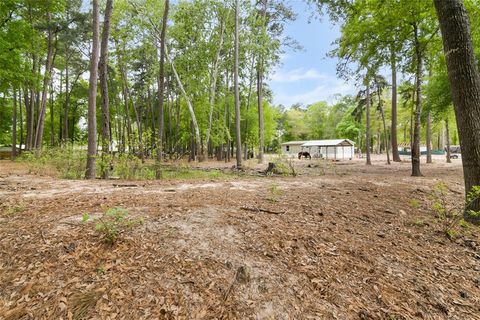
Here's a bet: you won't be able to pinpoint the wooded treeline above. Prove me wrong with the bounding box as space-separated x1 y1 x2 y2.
312 0 480 217
311 0 480 175
1 0 480 205
0 0 295 174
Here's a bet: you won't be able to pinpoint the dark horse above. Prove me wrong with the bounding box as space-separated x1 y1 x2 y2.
298 151 311 159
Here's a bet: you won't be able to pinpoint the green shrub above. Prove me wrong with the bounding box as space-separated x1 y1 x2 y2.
19 148 87 179
430 182 480 239
409 199 420 209
115 154 141 179
83 207 144 244
270 155 296 176
160 165 227 180
266 183 282 202
4 205 26 216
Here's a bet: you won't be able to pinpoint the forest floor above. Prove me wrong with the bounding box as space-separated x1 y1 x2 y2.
0 156 479 320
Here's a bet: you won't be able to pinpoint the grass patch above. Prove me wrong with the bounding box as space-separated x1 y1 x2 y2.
265 183 282 202
3 205 26 216
161 166 228 180
19 148 86 179
18 148 235 181
409 199 420 209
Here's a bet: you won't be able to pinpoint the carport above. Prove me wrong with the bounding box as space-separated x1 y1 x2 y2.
301 139 355 160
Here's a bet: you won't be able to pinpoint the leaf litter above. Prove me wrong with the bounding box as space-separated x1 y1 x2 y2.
0 159 479 319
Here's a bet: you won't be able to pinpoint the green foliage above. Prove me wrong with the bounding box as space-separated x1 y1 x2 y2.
466 186 480 219
115 154 144 180
270 155 296 176
308 159 338 176
97 265 106 275
4 205 26 216
83 207 144 245
279 96 361 145
160 166 227 180
413 219 425 227
409 199 420 209
430 182 480 239
19 148 86 179
266 183 282 202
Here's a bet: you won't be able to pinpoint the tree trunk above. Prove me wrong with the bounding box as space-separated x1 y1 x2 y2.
390 49 401 162
243 56 255 160
19 89 23 150
365 82 371 165
99 0 114 178
62 25 69 143
86 0 100 179
204 15 226 161
25 22 37 151
434 0 480 219
234 0 242 169
58 70 63 144
167 50 201 161
445 117 452 163
156 0 169 175
12 90 17 160
49 76 54 146
224 71 231 163
379 101 390 164
34 13 55 156
411 23 423 177
257 0 268 164
426 111 432 163
257 68 265 164
147 87 156 150
121 72 132 153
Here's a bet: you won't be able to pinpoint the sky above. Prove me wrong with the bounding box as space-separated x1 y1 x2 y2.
268 1 355 107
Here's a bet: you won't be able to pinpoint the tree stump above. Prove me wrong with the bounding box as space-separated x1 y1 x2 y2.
265 162 276 175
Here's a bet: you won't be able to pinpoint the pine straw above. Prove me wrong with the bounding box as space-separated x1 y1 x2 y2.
0 160 479 319
71 288 105 320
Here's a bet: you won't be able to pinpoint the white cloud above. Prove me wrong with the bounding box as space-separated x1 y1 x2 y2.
271 69 356 107
270 68 327 83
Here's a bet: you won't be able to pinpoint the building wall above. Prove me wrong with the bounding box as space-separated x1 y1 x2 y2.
301 146 354 159
281 144 303 156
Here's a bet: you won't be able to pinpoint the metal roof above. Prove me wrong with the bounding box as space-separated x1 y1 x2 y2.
281 141 307 145
301 139 354 147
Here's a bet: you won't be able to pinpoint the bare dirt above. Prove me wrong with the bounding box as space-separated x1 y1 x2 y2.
0 158 479 320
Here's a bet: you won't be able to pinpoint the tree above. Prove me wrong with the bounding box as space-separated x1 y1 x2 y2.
373 75 391 165
34 12 57 157
411 22 423 176
99 0 114 178
256 0 268 164
365 81 372 165
434 0 480 218
86 0 100 179
12 90 17 159
353 81 373 165
234 0 242 168
156 0 169 177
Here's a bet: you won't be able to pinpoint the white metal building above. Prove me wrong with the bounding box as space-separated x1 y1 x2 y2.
281 139 355 160
280 141 306 156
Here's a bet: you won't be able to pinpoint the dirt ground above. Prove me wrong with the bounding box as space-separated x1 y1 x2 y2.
0 157 479 320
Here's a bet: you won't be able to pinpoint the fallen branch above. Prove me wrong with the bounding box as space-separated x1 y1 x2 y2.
240 206 285 215
113 183 139 188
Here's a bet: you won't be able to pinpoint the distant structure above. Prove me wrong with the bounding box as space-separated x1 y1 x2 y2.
281 139 355 160
397 142 445 155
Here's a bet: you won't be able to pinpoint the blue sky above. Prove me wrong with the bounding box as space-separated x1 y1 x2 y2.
268 1 355 107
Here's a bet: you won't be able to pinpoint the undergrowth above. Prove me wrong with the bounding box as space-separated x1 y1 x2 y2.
430 182 480 239
20 148 86 179
270 155 297 176
19 148 231 180
83 207 144 245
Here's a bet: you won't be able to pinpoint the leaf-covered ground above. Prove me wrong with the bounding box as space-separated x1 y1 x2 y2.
0 158 479 319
